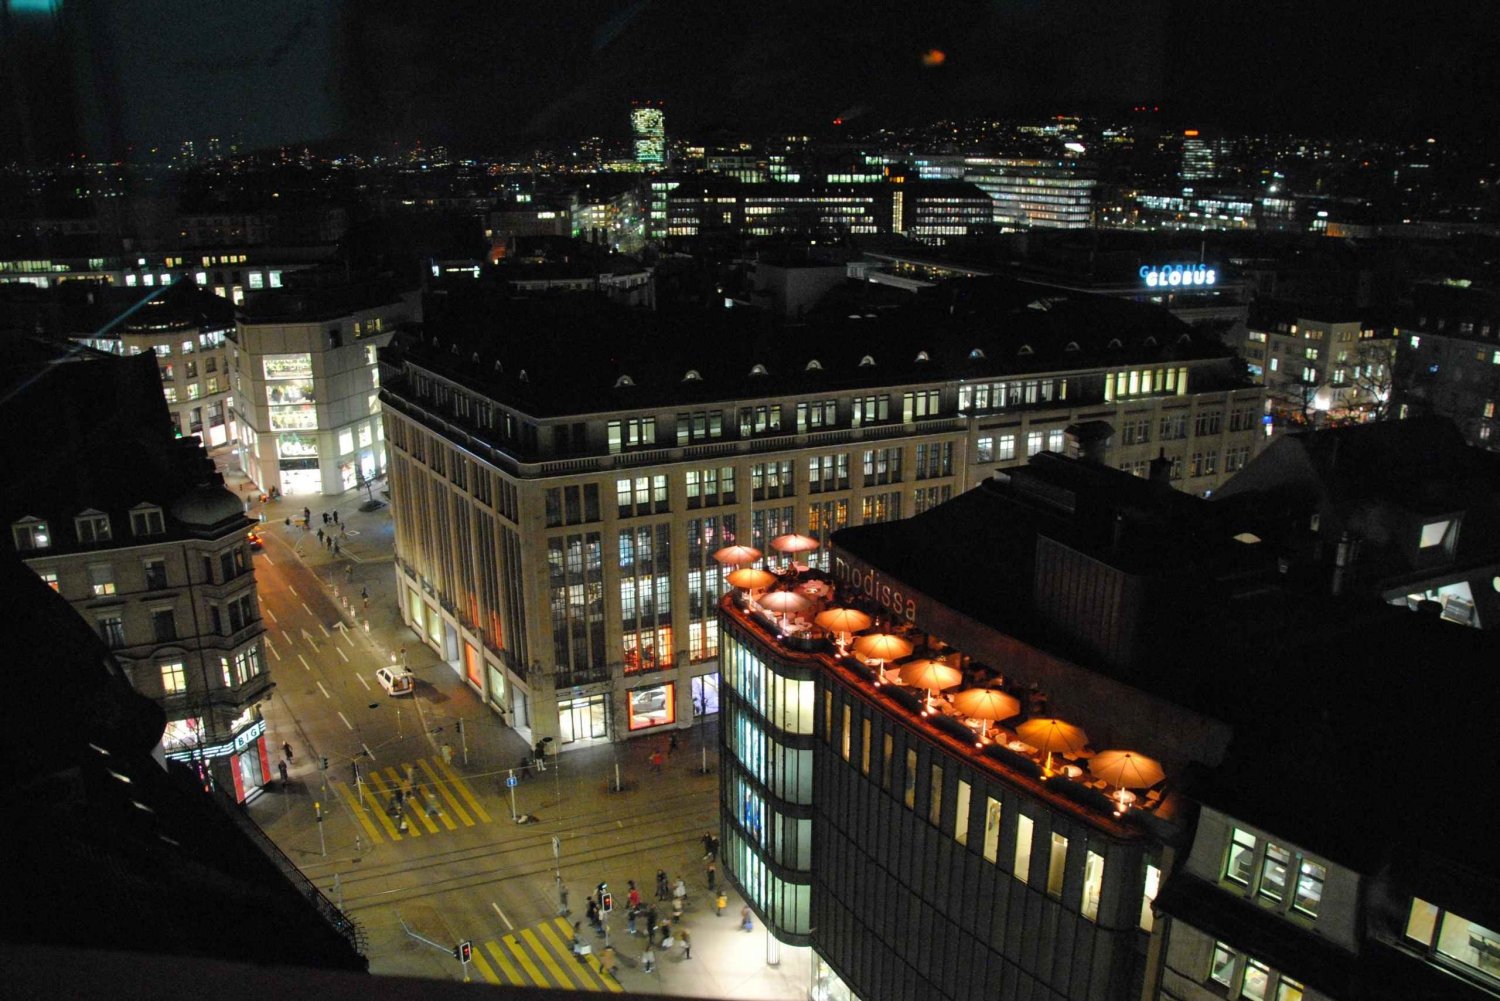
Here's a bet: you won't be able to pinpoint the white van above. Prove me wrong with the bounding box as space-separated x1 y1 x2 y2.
376 666 416 696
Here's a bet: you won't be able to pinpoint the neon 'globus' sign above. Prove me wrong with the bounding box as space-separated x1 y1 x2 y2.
1140 263 1216 288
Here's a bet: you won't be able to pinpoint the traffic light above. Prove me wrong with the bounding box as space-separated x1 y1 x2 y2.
455 719 463 734
601 892 614 914
455 940 472 962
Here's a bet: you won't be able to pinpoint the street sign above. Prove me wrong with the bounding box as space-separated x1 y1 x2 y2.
506 774 518 788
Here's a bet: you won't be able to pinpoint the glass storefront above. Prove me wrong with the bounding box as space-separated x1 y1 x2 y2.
812 955 857 1001
559 694 608 744
692 673 720 717
628 681 675 730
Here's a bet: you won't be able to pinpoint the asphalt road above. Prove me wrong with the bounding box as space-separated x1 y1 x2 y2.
245 527 725 988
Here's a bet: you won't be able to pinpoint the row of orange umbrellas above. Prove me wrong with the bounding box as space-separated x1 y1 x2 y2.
714 534 821 568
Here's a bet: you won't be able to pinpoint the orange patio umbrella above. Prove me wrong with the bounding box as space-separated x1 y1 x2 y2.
757 590 813 622
898 659 963 713
815 607 872 641
1016 717 1089 774
1088 750 1165 811
726 567 777 591
713 544 763 566
951 688 1022 734
770 533 820 554
853 632 913 664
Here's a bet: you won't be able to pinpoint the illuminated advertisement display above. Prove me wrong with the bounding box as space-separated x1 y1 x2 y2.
164 717 266 762
628 682 675 731
1139 263 1216 288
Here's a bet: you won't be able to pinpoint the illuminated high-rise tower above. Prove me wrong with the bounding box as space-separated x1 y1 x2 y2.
631 101 666 172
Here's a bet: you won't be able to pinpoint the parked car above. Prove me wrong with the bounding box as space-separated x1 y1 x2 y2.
376 666 416 696
246 530 264 550
631 688 668 714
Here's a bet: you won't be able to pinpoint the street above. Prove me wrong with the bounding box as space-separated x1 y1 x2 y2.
237 500 806 996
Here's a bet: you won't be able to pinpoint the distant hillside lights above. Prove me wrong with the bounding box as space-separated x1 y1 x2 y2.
1140 263 1216 288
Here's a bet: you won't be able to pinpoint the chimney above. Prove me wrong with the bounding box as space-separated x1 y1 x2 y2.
1066 420 1114 465
1148 448 1172 486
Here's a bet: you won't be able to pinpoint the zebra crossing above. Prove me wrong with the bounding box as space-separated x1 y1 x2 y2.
329 756 492 845
470 917 623 992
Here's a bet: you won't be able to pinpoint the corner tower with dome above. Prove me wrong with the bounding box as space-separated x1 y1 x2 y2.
0 334 273 802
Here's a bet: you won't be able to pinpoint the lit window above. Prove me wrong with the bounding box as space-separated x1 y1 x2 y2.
1140 863 1161 932
1293 858 1326 916
1014 814 1034 883
11 517 51 551
1420 520 1451 549
1210 942 1238 986
1047 832 1068 899
88 564 116 597
953 780 970 846
38 571 60 593
160 660 187 695
1259 843 1290 903
982 797 1002 863
1226 827 1256 884
130 506 165 536
1081 850 1104 921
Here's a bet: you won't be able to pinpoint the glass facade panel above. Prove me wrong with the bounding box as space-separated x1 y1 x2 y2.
982 797 1001 862
1014 814 1034 883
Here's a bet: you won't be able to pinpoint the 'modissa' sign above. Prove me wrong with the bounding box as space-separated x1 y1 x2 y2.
832 554 919 624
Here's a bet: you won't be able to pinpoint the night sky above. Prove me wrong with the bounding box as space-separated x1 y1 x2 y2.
3 0 1498 158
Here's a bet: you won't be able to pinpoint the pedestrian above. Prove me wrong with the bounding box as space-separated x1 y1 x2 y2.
442 743 453 765
672 896 683 923
740 904 754 932
655 870 668 901
601 945 616 977
322 512 329 525
701 832 716 860
627 880 641 912
668 732 679 754
649 749 663 773
641 945 655 974
333 539 341 556
303 506 311 524
333 510 339 525
645 905 659 942
673 877 687 907
706 861 717 892
586 897 600 931
278 760 289 785
680 928 692 960
534 740 548 771
282 741 293 762
317 527 325 544
626 904 638 936
346 563 354 581
361 585 369 601
715 891 727 916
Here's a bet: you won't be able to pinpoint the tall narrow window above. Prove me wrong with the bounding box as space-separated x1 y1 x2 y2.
1259 844 1290 903
881 734 893 791
860 719 871 775
928 764 943 826
1014 814 1034 883
1082 850 1104 921
953 780 971 846
904 749 917 809
1047 832 1068 899
1140 863 1161 932
1210 942 1238 987
841 705 851 761
1226 827 1256 884
982 797 1001 862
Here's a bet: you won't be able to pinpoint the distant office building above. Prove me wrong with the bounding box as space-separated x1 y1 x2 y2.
67 280 238 447
378 277 1263 752
232 274 416 497
631 101 667 172
1180 129 1223 181
1245 300 1395 431
963 158 1097 229
1393 283 1500 450
0 337 272 802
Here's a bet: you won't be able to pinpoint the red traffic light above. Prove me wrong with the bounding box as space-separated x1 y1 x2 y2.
602 892 615 913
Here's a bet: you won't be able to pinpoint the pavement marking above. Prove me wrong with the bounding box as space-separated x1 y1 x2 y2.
503 936 550 988
332 778 384 846
470 948 500 985
263 607 277 623
362 742 376 761
337 711 353 730
383 767 439 834
356 672 370 690
484 941 524 986
265 638 280 662
298 654 312 672
491 901 513 931
410 760 458 830
522 927 573 990
319 623 330 637
339 627 355 647
362 772 411 840
553 917 621 992
317 681 331 700
336 646 349 663
418 759 475 826
435 757 493 824
288 584 298 596
539 921 610 992
260 553 275 565
301 602 315 617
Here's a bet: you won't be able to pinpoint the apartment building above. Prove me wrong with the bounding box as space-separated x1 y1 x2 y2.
1393 282 1500 450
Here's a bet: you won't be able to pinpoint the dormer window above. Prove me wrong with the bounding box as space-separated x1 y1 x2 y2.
614 374 635 388
915 351 930 362
1017 345 1034 357
75 510 112 544
859 355 876 368
683 369 703 382
969 348 986 360
749 363 768 376
1143 336 1158 348
130 505 165 537
518 369 529 383
805 359 823 371
1106 338 1123 350
1420 519 1457 554
11 517 50 551
1065 342 1080 353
